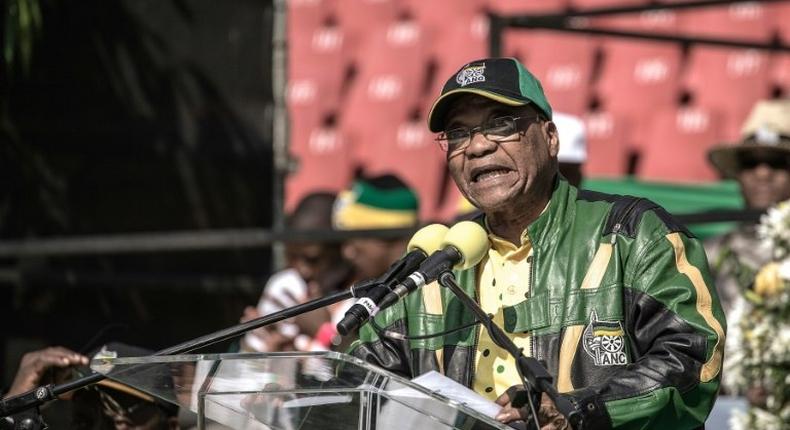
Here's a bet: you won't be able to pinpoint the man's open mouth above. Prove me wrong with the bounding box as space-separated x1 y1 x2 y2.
471 166 514 183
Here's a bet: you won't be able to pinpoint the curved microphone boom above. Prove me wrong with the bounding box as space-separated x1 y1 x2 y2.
336 224 449 336
378 221 489 310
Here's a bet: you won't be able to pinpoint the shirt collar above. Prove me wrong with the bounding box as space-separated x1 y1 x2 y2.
483 206 545 255
479 175 574 251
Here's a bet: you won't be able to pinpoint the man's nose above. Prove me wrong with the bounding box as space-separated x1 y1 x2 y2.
752 162 775 178
465 131 498 157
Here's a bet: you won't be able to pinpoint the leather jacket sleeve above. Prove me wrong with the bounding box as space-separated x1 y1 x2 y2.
347 300 413 379
564 223 726 429
345 195 726 430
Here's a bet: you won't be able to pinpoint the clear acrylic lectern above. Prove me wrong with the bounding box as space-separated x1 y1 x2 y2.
90 351 509 430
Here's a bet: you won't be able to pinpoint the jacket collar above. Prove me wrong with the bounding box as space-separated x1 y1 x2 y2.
527 175 575 248
477 175 575 247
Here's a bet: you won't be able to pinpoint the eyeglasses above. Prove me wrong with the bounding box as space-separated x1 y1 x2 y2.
738 154 790 171
436 115 543 154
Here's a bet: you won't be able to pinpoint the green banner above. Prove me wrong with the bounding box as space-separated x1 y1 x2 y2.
582 177 744 240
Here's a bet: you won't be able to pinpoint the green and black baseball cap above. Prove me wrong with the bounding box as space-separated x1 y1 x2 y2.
427 57 553 132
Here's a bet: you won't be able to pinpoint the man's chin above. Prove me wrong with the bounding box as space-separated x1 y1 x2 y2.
746 193 784 210
467 194 513 213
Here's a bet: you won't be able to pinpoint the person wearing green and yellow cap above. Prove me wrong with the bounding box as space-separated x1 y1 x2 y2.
349 58 725 430
333 174 419 281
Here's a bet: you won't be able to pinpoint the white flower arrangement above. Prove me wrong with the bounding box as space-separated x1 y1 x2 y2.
726 198 790 430
758 200 790 262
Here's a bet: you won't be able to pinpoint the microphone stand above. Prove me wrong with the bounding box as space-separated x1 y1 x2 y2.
0 278 381 427
437 272 582 430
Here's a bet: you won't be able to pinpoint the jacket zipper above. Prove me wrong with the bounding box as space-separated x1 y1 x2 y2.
528 253 536 360
468 266 481 388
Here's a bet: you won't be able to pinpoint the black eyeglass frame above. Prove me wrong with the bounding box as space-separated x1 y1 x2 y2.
736 152 790 171
435 115 545 154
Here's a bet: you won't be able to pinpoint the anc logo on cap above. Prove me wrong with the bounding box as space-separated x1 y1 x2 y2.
456 64 486 87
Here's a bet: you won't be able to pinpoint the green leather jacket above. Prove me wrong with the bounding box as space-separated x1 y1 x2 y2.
349 178 726 429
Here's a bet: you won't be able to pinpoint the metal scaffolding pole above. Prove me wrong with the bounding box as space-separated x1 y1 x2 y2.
490 0 790 56
271 0 289 271
0 227 418 257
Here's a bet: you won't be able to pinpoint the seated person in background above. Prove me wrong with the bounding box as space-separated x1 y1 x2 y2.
704 99 790 316
4 343 179 430
243 175 419 352
704 99 790 418
72 343 180 430
328 174 420 347
241 192 354 353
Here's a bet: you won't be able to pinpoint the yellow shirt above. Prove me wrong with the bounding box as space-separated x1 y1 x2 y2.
472 229 534 401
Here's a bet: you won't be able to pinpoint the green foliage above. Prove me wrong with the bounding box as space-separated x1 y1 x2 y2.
3 0 43 76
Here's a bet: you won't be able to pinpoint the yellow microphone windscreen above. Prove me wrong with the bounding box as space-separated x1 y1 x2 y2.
407 223 450 255
442 221 490 270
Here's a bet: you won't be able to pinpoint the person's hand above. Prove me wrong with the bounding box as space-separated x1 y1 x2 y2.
5 346 88 398
240 306 298 352
495 388 570 430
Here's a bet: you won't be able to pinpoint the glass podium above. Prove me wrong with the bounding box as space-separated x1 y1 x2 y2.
90 351 509 430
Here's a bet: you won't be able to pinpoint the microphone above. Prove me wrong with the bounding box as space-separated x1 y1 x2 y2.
336 224 449 336
379 221 489 309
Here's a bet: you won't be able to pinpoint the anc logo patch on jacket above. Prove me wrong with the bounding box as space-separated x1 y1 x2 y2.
582 310 628 366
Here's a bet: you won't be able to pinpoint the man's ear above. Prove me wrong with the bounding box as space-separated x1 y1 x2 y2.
544 120 560 158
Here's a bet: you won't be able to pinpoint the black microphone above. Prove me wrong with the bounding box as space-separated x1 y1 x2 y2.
336 224 449 336
379 221 489 310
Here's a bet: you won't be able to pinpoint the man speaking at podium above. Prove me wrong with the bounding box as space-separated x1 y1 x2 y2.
348 58 725 429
